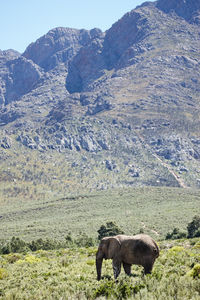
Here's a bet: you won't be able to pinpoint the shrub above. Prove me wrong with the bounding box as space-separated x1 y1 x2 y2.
166 227 187 240
6 253 22 263
166 215 200 240
94 279 115 298
97 221 124 240
187 215 200 238
168 246 185 253
65 232 96 248
65 232 73 247
28 238 61 251
194 229 200 237
193 241 200 249
0 234 96 254
187 264 200 279
0 243 11 254
18 254 42 264
94 279 145 299
0 268 7 280
74 232 95 247
10 237 29 253
0 237 29 254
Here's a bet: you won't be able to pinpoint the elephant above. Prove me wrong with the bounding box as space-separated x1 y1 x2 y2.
96 234 159 280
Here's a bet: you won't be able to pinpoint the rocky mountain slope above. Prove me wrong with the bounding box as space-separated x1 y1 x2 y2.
0 0 200 194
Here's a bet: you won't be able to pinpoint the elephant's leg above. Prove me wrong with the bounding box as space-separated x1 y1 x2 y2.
112 259 121 279
144 262 153 274
123 262 131 276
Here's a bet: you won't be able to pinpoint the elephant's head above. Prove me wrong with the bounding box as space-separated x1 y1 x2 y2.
96 236 121 280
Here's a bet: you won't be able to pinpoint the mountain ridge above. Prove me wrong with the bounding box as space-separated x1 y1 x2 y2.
0 0 200 193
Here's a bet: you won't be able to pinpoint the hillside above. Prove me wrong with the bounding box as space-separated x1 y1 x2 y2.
0 0 200 194
0 186 200 241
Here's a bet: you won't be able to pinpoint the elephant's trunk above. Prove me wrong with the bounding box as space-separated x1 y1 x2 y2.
96 251 103 280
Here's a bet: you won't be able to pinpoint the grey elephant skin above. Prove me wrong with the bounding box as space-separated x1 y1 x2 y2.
96 234 159 280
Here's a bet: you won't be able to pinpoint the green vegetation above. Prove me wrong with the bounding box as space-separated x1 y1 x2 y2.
166 227 187 240
187 216 200 238
1 216 199 256
0 238 199 299
97 221 124 240
0 234 96 255
0 186 199 242
166 215 200 240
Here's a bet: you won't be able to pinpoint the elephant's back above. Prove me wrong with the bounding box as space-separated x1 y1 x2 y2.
121 234 159 263
120 234 157 247
133 234 158 249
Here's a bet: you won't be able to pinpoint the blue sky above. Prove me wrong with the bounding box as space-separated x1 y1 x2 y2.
0 0 152 53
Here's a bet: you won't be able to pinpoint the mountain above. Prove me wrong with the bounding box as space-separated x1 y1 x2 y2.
0 0 200 195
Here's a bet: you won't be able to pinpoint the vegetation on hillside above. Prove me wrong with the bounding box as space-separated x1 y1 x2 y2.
1 215 199 255
0 238 199 299
0 185 199 242
166 215 200 240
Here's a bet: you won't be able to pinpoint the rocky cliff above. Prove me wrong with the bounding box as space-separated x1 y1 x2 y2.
0 0 200 192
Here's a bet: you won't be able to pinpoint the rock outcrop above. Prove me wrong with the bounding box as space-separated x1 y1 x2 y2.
156 0 200 24
5 56 43 104
0 0 200 189
23 27 104 71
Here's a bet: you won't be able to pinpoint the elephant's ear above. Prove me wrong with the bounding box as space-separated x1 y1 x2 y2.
107 237 121 259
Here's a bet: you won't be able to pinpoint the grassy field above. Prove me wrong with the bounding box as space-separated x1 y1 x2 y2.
0 238 199 299
0 185 200 242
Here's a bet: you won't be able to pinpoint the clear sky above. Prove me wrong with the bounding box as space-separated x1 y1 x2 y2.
0 0 152 53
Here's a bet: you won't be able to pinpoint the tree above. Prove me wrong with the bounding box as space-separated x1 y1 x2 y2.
166 227 187 240
97 221 124 240
187 215 200 238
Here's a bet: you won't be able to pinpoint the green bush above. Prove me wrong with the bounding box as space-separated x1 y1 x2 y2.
166 228 187 240
94 278 145 299
74 232 96 247
166 215 200 240
187 215 200 238
97 221 124 240
6 253 22 263
0 243 11 254
28 238 62 251
94 279 115 298
65 232 73 246
0 234 96 254
0 268 7 280
187 264 200 279
0 237 29 254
